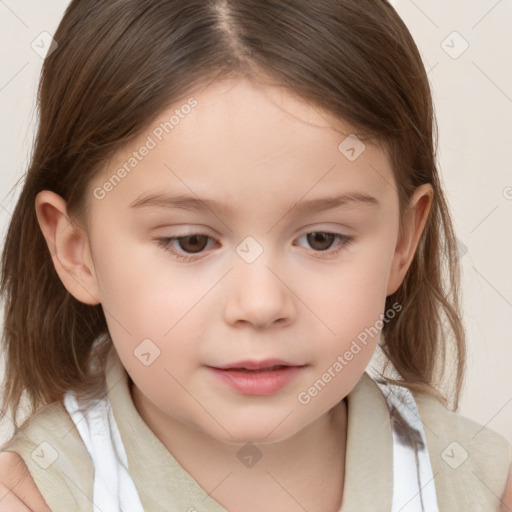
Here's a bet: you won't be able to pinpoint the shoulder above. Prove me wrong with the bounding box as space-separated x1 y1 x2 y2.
0 400 94 511
413 391 512 510
0 451 50 511
502 467 512 512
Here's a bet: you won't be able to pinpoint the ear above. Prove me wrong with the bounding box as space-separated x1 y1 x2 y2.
35 190 101 305
386 183 433 296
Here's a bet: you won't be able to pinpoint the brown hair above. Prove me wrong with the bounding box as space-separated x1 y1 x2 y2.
1 0 465 436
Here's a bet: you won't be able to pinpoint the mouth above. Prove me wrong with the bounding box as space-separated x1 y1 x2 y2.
210 359 303 371
206 360 306 395
220 365 290 373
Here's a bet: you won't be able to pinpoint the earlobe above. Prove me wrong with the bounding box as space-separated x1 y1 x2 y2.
386 184 433 296
35 190 101 305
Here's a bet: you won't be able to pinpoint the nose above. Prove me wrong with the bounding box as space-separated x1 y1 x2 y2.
223 254 296 329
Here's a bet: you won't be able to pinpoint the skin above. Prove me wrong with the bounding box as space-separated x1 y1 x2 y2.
32 76 435 511
0 452 51 511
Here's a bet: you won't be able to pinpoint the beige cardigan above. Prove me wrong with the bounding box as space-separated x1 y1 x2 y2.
2 347 511 511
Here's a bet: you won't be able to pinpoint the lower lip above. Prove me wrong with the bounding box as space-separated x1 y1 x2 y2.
207 366 304 395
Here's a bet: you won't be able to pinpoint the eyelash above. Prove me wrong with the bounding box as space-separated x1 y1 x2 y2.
155 231 354 262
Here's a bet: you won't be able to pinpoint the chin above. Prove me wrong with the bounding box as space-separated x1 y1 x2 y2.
200 417 305 447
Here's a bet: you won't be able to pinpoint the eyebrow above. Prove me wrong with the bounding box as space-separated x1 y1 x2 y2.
129 191 379 216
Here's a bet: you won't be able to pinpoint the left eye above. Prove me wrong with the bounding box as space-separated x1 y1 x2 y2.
155 231 354 262
295 232 350 252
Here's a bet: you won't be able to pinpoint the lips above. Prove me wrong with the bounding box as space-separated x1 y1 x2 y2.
211 359 300 371
207 362 305 395
225 365 287 372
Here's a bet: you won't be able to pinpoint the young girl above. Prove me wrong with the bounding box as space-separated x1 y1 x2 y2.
0 0 511 511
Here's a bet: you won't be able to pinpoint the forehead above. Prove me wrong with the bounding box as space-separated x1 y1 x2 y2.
87 77 396 217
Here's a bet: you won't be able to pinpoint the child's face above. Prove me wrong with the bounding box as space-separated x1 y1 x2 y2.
77 77 421 443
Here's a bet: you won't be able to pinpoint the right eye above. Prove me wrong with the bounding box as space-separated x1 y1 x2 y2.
155 234 218 262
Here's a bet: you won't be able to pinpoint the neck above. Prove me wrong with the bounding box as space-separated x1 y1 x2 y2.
132 382 348 512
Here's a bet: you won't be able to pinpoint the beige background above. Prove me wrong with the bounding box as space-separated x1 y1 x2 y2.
0 0 511 448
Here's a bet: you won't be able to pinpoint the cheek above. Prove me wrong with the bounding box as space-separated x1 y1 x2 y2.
90 236 208 377
313 249 395 334
296 253 396 408
92 231 201 326
304 231 398 365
